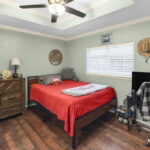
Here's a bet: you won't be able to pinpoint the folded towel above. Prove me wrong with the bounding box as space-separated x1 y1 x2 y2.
62 83 109 96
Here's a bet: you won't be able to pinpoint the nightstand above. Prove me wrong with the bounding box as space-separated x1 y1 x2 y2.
0 78 25 119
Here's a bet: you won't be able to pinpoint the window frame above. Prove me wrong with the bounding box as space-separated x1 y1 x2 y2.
86 42 135 79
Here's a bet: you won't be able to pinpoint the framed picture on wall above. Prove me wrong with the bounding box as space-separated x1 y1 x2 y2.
101 33 112 45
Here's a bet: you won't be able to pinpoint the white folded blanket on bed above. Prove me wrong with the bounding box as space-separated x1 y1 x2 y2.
62 83 109 96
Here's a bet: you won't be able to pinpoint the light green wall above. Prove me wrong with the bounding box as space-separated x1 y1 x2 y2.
1 20 150 109
0 29 66 77
0 29 66 106
66 21 150 105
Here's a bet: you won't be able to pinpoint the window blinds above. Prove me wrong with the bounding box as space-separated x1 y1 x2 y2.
86 42 134 78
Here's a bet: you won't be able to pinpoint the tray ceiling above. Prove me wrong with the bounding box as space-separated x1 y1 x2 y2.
0 0 134 29
0 0 150 39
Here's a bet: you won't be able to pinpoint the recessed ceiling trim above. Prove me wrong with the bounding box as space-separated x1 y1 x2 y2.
0 16 150 41
0 24 65 41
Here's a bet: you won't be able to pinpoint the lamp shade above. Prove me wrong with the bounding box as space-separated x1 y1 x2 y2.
11 58 21 66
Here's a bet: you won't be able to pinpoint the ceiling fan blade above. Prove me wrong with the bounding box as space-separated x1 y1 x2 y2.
51 14 58 23
19 4 47 9
64 0 74 3
65 6 86 18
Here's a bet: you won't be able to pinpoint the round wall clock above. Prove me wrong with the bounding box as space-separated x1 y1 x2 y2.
49 49 63 65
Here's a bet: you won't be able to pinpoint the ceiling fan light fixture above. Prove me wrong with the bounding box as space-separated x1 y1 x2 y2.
48 4 65 15
48 0 61 4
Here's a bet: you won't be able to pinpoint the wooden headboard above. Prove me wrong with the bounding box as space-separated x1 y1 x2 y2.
132 72 150 91
27 76 39 107
27 74 61 107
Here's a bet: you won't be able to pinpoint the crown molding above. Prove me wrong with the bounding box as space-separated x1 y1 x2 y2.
0 24 66 41
0 16 150 41
66 16 150 41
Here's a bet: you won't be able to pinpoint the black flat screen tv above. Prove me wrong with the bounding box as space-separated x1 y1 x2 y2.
132 72 150 91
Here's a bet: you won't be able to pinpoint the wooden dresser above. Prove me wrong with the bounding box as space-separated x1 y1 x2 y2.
0 78 25 119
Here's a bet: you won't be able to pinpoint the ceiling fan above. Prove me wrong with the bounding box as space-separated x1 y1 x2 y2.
19 0 86 23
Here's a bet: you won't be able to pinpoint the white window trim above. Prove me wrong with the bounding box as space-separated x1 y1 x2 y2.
86 42 135 50
86 42 135 80
86 73 132 80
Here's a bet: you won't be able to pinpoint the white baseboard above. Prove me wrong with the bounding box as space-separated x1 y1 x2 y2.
136 119 150 127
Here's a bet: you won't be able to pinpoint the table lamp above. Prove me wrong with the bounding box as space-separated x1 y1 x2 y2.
11 58 21 78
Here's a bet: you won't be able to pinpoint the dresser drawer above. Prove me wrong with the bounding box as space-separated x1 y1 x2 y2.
0 104 22 119
0 92 22 106
0 80 21 93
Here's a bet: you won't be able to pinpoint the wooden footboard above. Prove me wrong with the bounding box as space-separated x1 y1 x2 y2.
27 76 117 149
76 99 116 129
72 98 117 148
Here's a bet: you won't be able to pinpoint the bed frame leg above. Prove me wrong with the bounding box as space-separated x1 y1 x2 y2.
72 122 76 149
72 135 76 149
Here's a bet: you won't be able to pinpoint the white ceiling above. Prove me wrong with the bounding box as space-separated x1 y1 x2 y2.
1 0 109 21
0 0 150 39
18 0 103 18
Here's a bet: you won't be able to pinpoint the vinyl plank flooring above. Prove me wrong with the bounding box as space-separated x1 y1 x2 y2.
0 107 149 150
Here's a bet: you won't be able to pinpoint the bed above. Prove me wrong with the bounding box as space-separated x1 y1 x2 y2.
28 76 117 149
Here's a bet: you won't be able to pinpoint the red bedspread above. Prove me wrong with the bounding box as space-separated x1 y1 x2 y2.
30 80 115 136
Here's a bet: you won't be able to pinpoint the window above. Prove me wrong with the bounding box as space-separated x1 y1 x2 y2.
86 42 134 78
